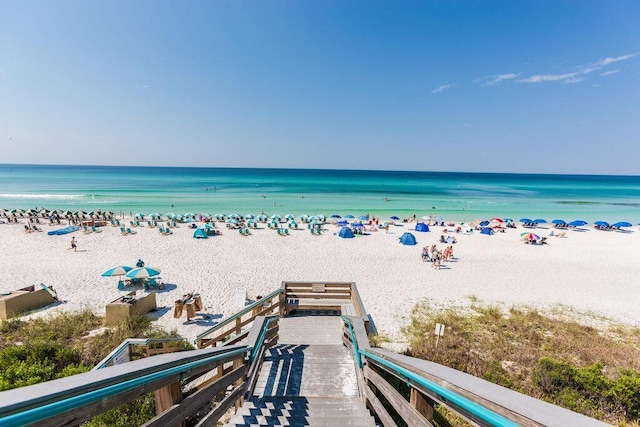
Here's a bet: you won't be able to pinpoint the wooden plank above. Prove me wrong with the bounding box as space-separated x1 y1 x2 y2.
195 385 245 427
364 385 398 427
411 387 435 422
364 365 432 427
153 381 182 418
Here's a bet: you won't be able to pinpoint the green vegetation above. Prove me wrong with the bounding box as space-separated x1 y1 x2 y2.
0 310 188 425
401 300 640 426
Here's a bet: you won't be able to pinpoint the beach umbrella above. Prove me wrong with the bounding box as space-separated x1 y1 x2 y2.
336 220 348 227
330 214 341 219
612 221 632 228
198 223 213 230
504 218 513 222
594 221 609 227
519 218 532 223
271 214 281 221
184 212 196 218
11 208 24 214
352 222 364 228
257 214 268 222
533 219 547 224
479 220 490 227
317 215 326 221
245 214 255 219
491 217 504 222
389 216 400 220
125 267 161 279
358 215 369 220
226 218 238 224
308 215 319 222
201 213 212 219
166 212 178 219
150 213 162 219
521 232 540 241
345 214 355 219
228 213 240 219
285 214 295 221
568 220 587 226
551 219 566 225
133 213 144 219
101 266 133 277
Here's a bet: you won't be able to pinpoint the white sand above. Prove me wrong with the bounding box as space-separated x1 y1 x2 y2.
2 220 640 341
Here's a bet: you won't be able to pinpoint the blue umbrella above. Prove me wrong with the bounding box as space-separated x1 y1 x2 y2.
101 266 133 277
352 223 364 228
125 267 161 279
551 219 566 225
519 218 532 223
504 218 513 222
533 219 547 224
479 220 490 227
390 216 400 220
345 214 355 219
358 215 369 220
336 220 348 227
330 214 341 218
612 221 632 228
594 221 609 226
568 220 587 227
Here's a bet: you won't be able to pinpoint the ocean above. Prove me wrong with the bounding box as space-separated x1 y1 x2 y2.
1 164 640 223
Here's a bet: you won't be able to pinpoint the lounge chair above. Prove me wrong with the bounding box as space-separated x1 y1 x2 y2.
120 226 128 236
127 227 136 235
91 225 102 233
83 225 92 234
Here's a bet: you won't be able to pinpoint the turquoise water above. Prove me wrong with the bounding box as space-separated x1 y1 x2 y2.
1 164 640 223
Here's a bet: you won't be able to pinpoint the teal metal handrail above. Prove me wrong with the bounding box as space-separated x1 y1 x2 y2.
0 347 249 427
250 317 277 362
195 288 283 344
94 337 187 370
340 315 362 368
340 316 518 427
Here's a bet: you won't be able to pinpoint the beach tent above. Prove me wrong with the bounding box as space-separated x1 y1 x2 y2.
415 223 430 232
480 227 495 235
193 228 208 239
399 232 417 245
338 227 354 239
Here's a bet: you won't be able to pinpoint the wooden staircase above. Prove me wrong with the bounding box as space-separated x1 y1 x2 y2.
226 316 376 426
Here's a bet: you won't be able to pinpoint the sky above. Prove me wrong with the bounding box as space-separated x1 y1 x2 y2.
1 0 639 174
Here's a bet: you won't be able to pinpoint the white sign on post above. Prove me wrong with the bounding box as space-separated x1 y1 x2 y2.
434 323 445 347
234 289 247 308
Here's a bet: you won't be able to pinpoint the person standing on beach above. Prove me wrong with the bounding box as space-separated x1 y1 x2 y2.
70 237 77 252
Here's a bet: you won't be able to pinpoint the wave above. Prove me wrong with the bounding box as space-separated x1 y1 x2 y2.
0 194 87 200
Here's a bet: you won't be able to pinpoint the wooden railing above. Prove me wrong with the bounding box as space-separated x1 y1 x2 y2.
282 281 370 332
93 337 188 370
0 316 280 427
195 289 284 349
341 315 608 427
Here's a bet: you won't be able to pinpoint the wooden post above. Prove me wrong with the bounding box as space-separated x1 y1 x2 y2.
154 381 183 424
410 387 435 422
233 358 244 411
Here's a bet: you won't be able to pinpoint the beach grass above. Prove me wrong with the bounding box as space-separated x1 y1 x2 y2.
0 310 188 426
402 299 640 425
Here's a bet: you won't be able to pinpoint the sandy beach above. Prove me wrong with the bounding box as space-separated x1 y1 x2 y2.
2 218 640 341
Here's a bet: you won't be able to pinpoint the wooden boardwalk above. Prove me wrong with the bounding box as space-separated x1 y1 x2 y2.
226 316 375 426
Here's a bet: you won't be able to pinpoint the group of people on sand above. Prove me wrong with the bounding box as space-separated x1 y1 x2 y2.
422 244 454 269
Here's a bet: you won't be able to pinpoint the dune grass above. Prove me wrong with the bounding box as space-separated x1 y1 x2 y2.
0 310 187 426
401 299 640 425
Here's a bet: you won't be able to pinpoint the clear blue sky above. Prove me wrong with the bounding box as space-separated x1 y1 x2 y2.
1 1 638 174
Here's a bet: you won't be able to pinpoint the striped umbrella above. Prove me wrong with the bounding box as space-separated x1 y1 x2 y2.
125 267 161 279
101 266 133 277
520 232 540 241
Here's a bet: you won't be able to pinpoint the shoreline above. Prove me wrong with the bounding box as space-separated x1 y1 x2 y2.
2 214 640 342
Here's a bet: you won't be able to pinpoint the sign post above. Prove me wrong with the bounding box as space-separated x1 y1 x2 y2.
434 323 445 348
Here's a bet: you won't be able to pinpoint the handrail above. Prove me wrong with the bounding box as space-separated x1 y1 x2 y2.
361 350 519 427
0 347 249 427
341 316 518 427
340 315 362 368
195 288 283 343
250 316 277 362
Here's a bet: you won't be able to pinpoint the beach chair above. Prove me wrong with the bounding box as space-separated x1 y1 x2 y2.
83 225 92 234
120 226 128 236
127 227 136 235
91 225 102 233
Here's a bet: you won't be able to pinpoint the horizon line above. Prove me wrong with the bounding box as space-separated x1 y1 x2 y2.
0 162 639 179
